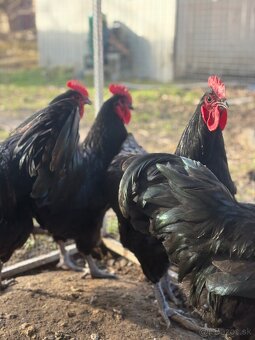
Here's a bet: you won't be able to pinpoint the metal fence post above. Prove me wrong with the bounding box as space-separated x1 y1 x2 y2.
93 0 104 114
92 0 109 235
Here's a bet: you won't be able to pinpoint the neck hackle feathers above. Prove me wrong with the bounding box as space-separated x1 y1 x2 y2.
66 80 89 98
109 84 132 104
208 75 226 99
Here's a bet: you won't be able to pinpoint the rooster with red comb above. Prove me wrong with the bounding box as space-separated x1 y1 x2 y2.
104 75 236 331
30 82 134 277
0 80 91 290
175 75 235 193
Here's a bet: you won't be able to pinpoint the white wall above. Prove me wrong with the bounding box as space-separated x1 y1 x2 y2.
35 0 177 82
103 0 177 82
35 0 91 70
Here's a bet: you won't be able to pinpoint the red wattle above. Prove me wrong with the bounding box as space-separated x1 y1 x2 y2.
79 105 84 118
201 105 220 132
219 108 227 130
116 105 131 125
123 107 131 124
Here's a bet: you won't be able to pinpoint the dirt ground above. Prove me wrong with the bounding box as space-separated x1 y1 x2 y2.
0 258 205 340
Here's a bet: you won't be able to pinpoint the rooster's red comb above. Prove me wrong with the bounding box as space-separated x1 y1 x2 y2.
66 80 89 98
109 83 132 103
208 75 225 99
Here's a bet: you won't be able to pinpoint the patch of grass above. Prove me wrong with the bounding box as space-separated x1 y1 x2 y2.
0 67 95 117
106 216 119 236
0 67 201 132
23 236 36 251
0 67 94 87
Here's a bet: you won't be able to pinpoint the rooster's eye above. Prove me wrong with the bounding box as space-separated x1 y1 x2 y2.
207 96 212 102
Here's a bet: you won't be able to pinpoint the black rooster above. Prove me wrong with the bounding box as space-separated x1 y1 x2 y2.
0 80 91 289
175 75 235 195
105 76 236 327
119 154 255 336
31 84 133 278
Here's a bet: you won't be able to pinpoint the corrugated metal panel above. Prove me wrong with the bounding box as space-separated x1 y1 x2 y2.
35 0 176 82
175 0 255 79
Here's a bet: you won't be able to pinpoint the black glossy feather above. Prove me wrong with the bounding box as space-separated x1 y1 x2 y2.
118 152 255 330
13 98 81 200
0 89 83 267
206 269 255 299
110 85 237 315
31 93 130 259
175 106 236 196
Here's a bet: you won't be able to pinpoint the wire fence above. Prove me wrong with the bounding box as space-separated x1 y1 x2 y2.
175 0 255 80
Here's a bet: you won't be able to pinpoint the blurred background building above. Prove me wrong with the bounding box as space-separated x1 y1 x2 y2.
1 0 255 82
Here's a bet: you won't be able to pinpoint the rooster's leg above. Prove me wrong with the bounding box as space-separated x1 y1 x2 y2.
32 228 83 272
0 261 16 291
56 240 84 272
83 255 116 279
154 281 177 328
160 273 182 306
154 282 216 334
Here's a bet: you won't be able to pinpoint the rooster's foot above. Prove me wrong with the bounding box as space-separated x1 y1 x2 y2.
57 252 84 272
160 273 182 306
0 278 16 291
83 255 117 279
57 240 83 271
154 282 216 334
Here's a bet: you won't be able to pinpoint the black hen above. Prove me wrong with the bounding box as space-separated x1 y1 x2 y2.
119 153 255 336
32 84 133 277
0 80 90 289
106 76 236 328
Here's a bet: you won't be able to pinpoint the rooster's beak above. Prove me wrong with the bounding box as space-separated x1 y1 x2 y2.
218 100 228 109
129 104 134 110
85 98 92 105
